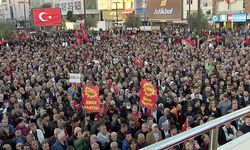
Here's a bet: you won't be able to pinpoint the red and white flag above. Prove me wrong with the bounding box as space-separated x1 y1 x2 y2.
33 8 62 27
182 117 189 132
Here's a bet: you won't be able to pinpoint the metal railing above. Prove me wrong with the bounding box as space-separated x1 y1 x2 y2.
141 106 250 150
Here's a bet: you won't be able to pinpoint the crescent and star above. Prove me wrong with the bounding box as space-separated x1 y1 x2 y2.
39 12 52 22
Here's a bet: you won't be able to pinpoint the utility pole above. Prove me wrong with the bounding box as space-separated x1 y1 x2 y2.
113 1 119 26
83 0 86 26
24 1 26 27
188 0 191 15
116 2 118 26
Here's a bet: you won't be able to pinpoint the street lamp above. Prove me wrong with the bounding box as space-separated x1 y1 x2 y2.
144 0 147 26
112 0 120 26
83 0 86 26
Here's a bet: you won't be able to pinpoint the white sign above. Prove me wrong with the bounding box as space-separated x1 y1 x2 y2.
69 73 81 83
154 8 173 15
53 0 84 15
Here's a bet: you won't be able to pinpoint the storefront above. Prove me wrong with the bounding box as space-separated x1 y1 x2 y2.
97 0 134 22
147 0 182 24
212 13 247 29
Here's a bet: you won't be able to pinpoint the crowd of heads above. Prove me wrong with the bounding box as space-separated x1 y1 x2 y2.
0 26 250 150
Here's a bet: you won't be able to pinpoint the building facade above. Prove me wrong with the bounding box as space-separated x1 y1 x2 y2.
212 0 249 28
183 0 213 19
53 0 99 16
135 0 147 20
0 0 30 26
97 0 134 22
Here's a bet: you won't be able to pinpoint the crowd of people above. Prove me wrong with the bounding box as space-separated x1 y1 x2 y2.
0 26 250 150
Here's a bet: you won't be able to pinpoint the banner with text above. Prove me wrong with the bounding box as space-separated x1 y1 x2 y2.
147 0 182 21
82 85 100 112
140 79 157 109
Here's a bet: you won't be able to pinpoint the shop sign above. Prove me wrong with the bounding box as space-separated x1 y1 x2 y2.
212 15 219 22
147 0 182 20
220 15 227 22
232 14 247 22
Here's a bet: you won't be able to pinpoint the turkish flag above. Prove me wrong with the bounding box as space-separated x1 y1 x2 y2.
140 79 157 109
33 8 62 27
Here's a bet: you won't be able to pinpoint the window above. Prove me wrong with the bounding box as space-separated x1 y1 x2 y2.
187 0 192 4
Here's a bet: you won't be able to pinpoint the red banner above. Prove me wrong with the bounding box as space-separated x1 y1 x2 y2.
82 85 100 112
140 79 157 109
33 8 61 27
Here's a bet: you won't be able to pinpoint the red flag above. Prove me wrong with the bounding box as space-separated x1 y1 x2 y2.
33 8 61 27
225 0 230 9
140 79 157 109
182 117 189 132
82 85 100 112
80 23 89 43
135 57 143 66
184 39 195 47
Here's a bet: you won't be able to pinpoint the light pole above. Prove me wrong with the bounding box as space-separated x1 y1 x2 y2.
83 0 86 26
188 0 191 16
144 0 147 26
112 0 120 26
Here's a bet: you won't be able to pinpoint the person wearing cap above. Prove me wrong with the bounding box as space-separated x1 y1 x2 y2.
146 123 162 145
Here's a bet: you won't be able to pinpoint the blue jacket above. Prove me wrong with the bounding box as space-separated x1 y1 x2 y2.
52 140 67 150
122 139 129 150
